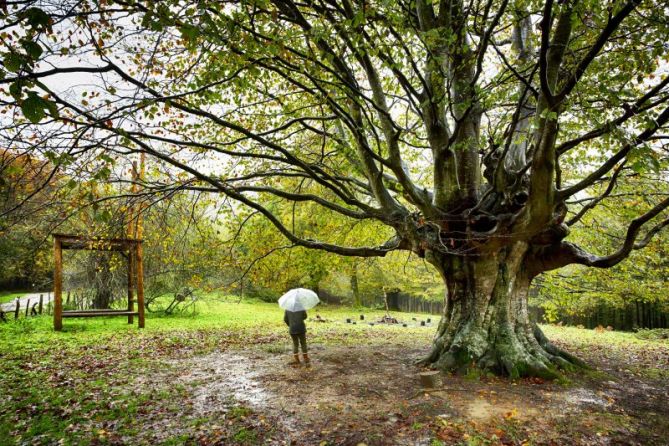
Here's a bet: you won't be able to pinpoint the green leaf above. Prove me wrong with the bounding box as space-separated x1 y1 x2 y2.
21 40 43 60
180 24 200 41
9 81 23 99
20 92 47 123
45 99 59 120
3 53 25 72
630 160 645 173
99 154 115 164
21 8 51 30
94 166 112 180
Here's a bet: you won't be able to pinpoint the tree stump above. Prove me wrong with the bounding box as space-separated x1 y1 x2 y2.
419 371 442 388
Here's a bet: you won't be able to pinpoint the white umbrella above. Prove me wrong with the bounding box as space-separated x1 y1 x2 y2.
278 288 320 312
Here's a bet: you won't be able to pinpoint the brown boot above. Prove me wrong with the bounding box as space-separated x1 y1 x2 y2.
303 353 311 366
288 354 301 366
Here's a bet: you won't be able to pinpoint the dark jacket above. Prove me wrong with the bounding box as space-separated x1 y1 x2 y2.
284 310 307 335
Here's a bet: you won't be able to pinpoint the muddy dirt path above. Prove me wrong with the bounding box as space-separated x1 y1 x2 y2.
163 342 668 445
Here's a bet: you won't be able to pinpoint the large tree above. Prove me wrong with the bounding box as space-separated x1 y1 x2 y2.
2 0 668 377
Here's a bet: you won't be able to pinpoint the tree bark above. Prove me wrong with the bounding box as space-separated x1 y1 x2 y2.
91 254 114 309
422 243 584 378
350 264 361 307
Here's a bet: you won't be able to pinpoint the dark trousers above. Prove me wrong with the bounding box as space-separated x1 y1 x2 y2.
291 333 307 354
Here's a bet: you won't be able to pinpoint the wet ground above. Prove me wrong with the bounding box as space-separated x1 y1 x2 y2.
158 341 669 445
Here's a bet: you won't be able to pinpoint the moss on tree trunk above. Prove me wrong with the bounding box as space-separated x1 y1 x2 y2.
423 243 584 379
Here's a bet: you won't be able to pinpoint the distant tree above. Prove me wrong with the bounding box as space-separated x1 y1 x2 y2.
221 199 443 305
140 190 228 303
534 176 669 327
2 0 668 377
0 150 62 288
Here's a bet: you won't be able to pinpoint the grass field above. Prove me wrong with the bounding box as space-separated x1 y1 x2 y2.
0 291 29 305
0 293 434 349
0 293 436 445
1 293 667 445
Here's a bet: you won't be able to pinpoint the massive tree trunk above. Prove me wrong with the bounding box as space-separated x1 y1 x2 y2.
422 243 583 378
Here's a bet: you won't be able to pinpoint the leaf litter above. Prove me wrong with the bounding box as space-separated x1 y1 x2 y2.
2 321 668 445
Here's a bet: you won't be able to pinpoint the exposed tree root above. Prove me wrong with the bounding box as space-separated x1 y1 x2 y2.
533 324 591 370
422 322 588 379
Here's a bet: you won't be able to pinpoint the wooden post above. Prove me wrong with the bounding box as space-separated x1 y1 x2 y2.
127 249 134 324
127 157 146 327
14 299 20 319
127 162 137 325
419 371 442 388
39 294 43 314
136 154 145 329
24 299 30 317
136 242 145 328
54 237 63 331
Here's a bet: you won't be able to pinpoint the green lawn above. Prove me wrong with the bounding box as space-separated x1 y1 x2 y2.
0 293 437 445
0 290 28 305
1 293 667 445
0 292 436 349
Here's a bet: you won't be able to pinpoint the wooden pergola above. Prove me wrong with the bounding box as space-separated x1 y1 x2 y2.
53 233 145 331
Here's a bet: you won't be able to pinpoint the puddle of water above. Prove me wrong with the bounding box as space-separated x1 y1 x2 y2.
563 388 611 408
177 352 272 414
169 346 436 443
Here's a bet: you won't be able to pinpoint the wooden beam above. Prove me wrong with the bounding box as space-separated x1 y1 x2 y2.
133 155 146 329
127 250 134 324
127 163 137 325
54 237 63 331
62 310 140 318
136 242 145 328
52 233 141 251
59 243 133 251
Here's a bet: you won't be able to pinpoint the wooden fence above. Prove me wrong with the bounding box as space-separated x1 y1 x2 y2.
529 301 669 330
0 293 52 322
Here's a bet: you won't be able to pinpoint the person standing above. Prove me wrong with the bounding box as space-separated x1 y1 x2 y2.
284 309 309 365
